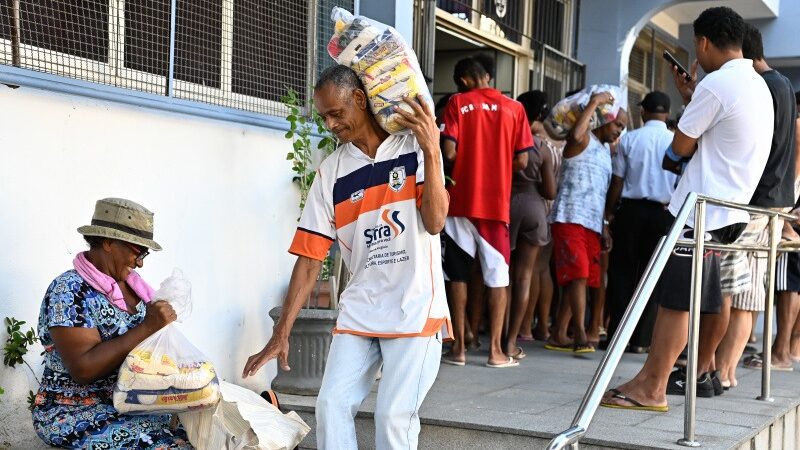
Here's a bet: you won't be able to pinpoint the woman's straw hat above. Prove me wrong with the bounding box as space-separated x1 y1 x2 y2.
77 198 162 250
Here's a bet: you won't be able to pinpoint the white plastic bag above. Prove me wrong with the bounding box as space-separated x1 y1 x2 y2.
179 381 310 450
114 269 220 414
544 84 624 139
327 7 433 134
154 268 193 320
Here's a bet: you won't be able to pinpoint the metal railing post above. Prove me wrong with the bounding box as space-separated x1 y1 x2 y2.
678 199 705 448
758 215 779 402
546 193 699 450
166 0 178 97
11 0 21 67
546 194 797 449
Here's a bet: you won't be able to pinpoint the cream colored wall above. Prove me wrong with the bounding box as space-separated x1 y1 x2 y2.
0 84 302 446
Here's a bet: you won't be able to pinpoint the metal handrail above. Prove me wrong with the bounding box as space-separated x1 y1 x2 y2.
546 193 799 450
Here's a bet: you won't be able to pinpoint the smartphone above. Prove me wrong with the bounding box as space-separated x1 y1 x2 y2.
663 50 692 82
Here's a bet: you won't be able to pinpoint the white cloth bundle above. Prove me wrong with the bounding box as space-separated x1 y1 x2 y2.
179 381 310 450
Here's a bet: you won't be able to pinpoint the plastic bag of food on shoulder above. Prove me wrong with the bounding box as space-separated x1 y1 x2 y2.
327 7 433 135
113 269 220 415
544 85 624 139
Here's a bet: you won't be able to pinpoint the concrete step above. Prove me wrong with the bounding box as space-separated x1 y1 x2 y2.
279 340 800 449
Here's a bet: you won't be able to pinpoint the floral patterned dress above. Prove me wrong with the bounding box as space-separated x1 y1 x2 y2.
32 270 193 449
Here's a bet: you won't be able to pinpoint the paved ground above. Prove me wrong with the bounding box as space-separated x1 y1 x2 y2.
281 338 800 449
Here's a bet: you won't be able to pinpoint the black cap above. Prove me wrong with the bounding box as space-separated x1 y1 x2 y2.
639 91 671 113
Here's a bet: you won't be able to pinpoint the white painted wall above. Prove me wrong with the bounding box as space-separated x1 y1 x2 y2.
0 84 302 446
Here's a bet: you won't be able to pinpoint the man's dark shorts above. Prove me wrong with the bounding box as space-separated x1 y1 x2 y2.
777 252 800 293
653 223 746 314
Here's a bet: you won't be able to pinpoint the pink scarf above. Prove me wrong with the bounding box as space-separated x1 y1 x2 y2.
73 252 155 312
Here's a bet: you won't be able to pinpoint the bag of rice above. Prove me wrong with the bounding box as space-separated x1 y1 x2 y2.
114 269 220 414
544 84 624 139
327 7 433 134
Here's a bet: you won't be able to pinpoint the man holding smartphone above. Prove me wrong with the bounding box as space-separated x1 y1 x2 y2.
601 6 773 411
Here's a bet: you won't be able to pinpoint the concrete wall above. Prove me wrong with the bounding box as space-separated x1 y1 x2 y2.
359 0 414 43
577 0 679 88
752 0 800 61
0 84 303 445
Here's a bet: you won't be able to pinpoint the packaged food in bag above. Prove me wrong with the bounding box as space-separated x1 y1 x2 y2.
544 84 624 139
327 7 433 134
114 269 220 414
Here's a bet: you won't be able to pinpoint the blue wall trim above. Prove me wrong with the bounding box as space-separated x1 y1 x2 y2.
0 65 293 132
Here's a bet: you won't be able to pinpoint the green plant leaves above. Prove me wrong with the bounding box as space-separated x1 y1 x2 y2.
27 390 35 412
4 317 38 369
282 87 337 221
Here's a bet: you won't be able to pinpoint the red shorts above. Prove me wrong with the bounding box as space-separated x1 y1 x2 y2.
551 222 602 287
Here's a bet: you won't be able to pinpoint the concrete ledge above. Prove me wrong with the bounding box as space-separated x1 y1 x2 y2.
280 339 800 449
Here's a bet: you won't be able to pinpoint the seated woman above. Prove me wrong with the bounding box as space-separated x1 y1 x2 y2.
32 198 192 449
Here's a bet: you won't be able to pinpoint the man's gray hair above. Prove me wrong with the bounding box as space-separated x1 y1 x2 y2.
315 64 366 93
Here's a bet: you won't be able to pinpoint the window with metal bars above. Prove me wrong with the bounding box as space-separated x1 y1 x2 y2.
533 0 575 54
0 0 353 118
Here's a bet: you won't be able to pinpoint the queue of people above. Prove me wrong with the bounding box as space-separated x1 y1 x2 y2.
30 5 800 450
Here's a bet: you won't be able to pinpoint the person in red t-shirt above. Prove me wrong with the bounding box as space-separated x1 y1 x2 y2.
439 57 533 368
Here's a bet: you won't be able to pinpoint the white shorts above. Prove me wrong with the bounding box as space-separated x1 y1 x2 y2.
441 216 510 288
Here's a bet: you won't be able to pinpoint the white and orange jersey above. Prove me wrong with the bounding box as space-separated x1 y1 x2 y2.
289 134 451 340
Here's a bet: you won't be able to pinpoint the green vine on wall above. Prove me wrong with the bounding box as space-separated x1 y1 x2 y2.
282 87 337 284
3 317 40 411
281 88 336 215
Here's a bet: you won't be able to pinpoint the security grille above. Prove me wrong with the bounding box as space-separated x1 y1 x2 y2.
436 0 527 44
0 0 353 116
530 39 585 107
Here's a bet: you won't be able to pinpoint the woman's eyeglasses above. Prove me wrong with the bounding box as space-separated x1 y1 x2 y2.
123 242 150 262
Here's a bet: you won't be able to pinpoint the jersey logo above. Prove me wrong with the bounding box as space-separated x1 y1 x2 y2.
389 166 406 192
350 189 364 203
381 209 406 237
363 209 406 246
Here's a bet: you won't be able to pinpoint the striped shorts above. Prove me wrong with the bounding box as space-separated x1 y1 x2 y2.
728 214 785 311
777 251 800 293
721 214 770 299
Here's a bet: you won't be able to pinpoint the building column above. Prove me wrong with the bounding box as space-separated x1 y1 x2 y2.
358 0 414 43
576 0 675 91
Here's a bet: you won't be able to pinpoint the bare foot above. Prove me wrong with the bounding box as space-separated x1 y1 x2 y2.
546 335 573 347
532 328 550 341
790 333 800 361
586 330 601 346
442 349 466 364
782 220 800 241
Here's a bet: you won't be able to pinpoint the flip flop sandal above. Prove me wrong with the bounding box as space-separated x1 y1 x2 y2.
544 343 574 353
441 355 466 366
509 347 527 360
574 343 596 354
743 355 794 371
600 388 669 413
485 357 520 368
516 335 535 343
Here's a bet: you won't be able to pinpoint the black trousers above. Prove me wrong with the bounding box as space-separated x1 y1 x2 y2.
606 198 674 348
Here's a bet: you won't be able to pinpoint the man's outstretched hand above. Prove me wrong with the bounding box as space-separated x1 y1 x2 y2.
242 335 290 378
